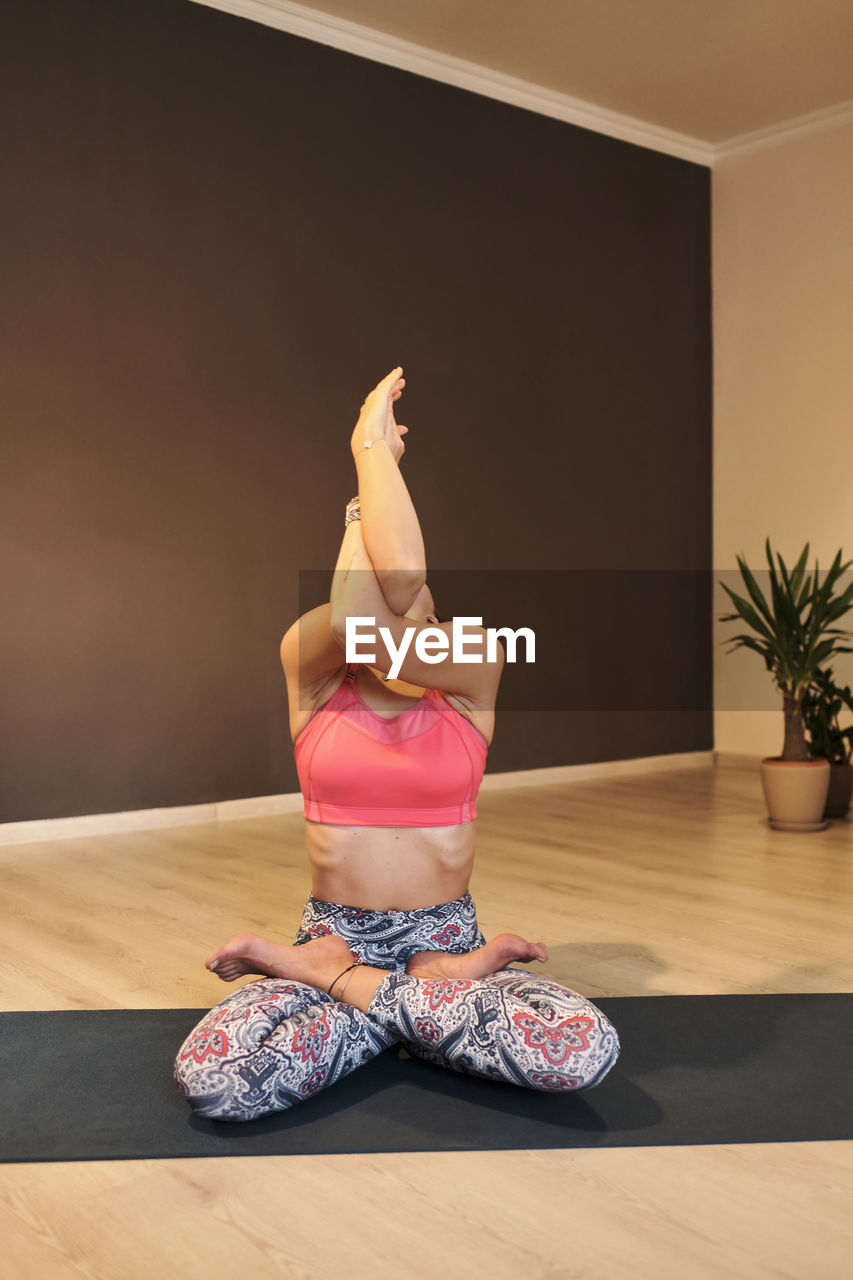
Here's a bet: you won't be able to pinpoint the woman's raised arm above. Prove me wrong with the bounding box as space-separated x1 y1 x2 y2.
281 368 435 719
350 367 426 616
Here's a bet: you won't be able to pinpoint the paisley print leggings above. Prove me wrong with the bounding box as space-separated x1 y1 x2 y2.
174 892 620 1122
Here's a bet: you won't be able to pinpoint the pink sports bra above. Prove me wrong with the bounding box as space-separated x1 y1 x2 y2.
294 664 488 827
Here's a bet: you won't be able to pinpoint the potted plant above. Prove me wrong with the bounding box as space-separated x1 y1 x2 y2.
803 667 853 819
719 540 853 830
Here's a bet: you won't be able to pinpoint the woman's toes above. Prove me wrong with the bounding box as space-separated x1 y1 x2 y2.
203 932 265 980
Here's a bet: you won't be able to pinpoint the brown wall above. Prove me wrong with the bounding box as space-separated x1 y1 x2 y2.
1 0 712 823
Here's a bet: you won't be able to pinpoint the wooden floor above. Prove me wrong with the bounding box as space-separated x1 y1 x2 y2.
1 759 851 1279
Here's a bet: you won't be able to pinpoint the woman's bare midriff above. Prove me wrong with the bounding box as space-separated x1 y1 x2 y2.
305 819 476 911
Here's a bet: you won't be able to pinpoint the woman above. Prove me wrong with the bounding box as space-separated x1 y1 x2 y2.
174 368 620 1121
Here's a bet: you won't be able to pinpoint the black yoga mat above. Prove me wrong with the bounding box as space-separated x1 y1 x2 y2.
2 994 851 1163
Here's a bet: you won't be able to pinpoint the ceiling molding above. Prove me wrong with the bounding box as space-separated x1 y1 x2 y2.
714 100 853 161
186 0 716 165
186 0 853 167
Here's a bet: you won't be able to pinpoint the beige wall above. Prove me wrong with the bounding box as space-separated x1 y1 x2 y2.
713 123 853 757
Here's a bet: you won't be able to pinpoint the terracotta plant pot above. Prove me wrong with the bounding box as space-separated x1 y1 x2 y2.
760 757 831 831
824 763 853 820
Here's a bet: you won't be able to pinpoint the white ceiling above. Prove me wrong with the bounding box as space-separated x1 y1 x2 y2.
193 0 853 157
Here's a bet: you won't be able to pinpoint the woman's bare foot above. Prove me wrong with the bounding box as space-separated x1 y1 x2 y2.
405 933 548 981
205 931 355 988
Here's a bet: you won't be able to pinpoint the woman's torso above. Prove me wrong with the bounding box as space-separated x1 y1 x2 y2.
291 664 492 911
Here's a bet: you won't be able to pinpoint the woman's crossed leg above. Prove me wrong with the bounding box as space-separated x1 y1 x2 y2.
174 926 620 1121
369 967 619 1091
173 966 395 1122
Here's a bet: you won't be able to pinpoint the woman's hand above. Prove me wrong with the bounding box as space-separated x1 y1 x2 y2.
350 367 408 463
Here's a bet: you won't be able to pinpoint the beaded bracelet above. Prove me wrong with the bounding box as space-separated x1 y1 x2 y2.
345 496 361 527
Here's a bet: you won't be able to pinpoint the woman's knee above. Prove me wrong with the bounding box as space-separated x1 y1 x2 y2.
173 1050 311 1121
491 975 621 1092
172 1015 296 1122
174 1073 242 1122
173 989 388 1121
504 1021 619 1092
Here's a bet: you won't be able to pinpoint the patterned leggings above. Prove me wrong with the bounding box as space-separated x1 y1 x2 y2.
174 893 620 1122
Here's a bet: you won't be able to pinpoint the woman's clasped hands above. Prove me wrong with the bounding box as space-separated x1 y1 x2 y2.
351 366 408 463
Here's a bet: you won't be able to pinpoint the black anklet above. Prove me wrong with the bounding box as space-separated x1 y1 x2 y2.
328 960 361 998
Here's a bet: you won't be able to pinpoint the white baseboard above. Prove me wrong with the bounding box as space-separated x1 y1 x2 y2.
479 750 714 791
0 793 305 848
0 751 714 847
713 751 761 770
